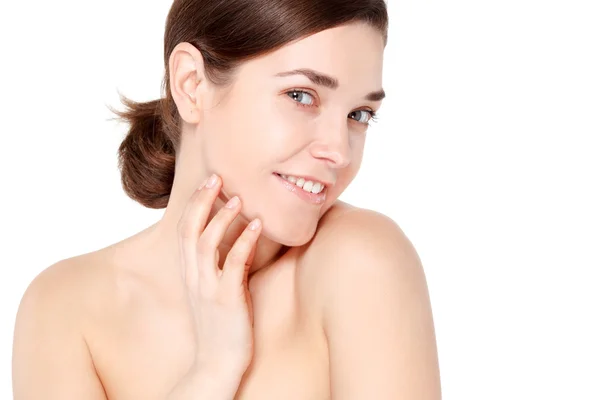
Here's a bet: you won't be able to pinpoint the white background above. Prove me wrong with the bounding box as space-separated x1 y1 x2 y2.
1 1 599 399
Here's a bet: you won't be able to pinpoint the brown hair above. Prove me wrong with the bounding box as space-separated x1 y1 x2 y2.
109 0 388 209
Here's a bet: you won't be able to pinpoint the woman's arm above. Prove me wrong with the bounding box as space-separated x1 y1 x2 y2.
318 210 441 399
12 262 108 400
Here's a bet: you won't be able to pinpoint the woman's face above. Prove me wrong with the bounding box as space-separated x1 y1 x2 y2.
197 22 385 246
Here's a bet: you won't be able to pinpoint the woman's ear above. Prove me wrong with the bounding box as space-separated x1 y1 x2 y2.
169 42 205 124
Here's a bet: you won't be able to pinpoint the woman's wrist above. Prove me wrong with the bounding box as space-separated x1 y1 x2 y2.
167 363 245 400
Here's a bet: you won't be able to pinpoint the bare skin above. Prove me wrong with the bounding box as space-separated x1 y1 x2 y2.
12 199 441 399
13 22 441 399
16 200 355 399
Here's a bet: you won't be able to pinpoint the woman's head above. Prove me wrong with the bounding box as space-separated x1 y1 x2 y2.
112 0 388 247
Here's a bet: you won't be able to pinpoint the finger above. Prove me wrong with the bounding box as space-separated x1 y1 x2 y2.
178 185 206 288
177 174 222 290
246 231 258 268
220 218 262 293
198 195 242 275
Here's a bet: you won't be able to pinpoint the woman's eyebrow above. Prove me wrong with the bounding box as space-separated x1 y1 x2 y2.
274 68 386 101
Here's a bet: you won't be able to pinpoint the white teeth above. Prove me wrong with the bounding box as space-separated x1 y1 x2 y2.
278 173 325 194
302 181 314 192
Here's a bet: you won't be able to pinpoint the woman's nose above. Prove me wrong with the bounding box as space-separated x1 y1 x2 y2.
309 119 352 168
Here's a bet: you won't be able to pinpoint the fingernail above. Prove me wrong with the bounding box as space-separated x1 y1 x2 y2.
199 177 209 189
206 174 218 188
249 219 261 231
225 196 240 209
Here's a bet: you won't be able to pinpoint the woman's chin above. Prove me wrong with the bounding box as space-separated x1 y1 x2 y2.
264 220 319 248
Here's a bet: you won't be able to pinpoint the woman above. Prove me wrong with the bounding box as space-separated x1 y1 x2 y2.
12 0 440 399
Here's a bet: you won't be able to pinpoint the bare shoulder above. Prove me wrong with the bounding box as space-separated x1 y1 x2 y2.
15 246 154 338
16 252 112 325
297 203 441 398
12 252 113 399
301 202 421 280
312 204 428 310
14 250 122 355
297 203 423 316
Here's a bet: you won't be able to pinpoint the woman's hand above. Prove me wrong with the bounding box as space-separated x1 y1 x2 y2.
177 173 261 378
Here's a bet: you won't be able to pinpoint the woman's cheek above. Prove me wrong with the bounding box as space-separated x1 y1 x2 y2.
274 99 320 136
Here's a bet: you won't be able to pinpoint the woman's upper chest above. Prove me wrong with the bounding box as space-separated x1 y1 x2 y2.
88 255 330 400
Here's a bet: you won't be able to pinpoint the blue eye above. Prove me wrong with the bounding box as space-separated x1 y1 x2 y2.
348 110 376 124
286 89 379 127
287 90 315 106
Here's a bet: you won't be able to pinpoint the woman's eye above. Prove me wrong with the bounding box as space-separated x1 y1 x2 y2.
287 90 378 126
287 90 315 106
349 110 375 124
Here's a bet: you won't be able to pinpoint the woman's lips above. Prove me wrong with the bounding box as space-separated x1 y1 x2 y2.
273 173 327 205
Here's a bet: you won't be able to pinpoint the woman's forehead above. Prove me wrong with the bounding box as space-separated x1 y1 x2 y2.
236 25 385 90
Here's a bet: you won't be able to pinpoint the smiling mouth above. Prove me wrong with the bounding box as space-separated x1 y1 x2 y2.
274 173 329 194
273 173 328 205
